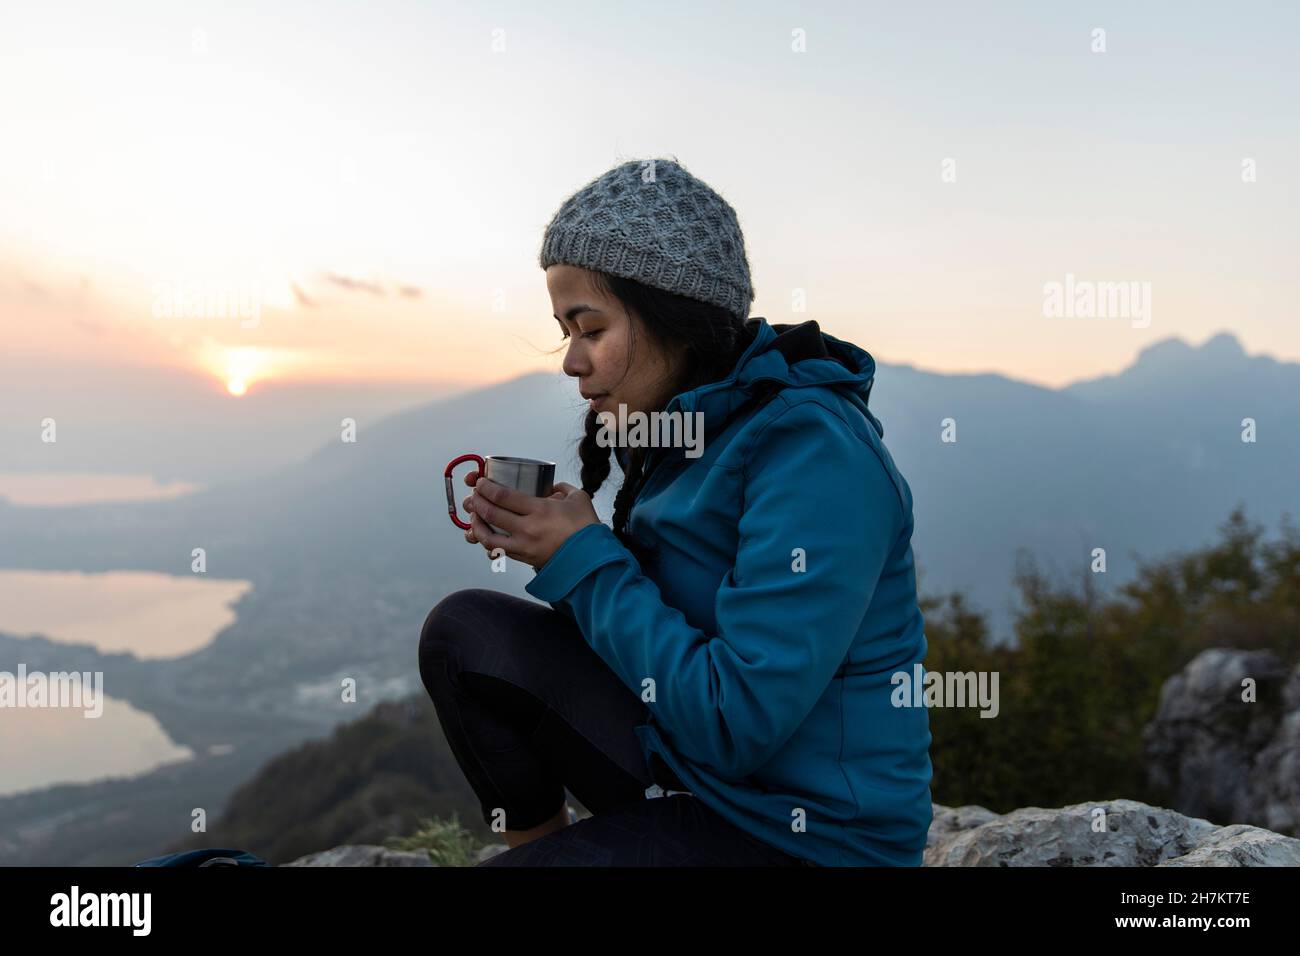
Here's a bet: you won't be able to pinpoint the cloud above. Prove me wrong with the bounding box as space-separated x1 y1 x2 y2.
291 282 316 308
323 272 385 295
319 272 424 300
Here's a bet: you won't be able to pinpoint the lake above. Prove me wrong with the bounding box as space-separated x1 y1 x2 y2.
0 472 203 507
0 691 196 798
0 569 252 659
0 568 252 796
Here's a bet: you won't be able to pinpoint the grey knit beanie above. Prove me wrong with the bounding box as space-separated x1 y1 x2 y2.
539 157 754 321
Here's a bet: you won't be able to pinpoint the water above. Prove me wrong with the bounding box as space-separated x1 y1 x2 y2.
0 569 251 659
0 472 202 507
0 568 251 796
0 690 195 798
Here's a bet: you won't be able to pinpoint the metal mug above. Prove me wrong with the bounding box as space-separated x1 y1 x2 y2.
444 454 556 536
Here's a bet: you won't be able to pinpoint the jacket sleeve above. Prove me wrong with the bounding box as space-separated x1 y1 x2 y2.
525 399 904 780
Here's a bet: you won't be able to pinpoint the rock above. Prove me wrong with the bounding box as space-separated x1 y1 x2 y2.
282 845 434 867
476 844 508 864
1142 648 1298 834
282 797 1299 866
1157 824 1300 867
1247 663 1300 835
923 798 1300 866
925 802 1000 847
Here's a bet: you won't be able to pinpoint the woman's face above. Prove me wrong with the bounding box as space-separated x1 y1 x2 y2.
546 264 685 418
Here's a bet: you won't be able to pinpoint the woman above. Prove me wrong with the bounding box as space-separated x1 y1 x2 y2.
419 157 933 866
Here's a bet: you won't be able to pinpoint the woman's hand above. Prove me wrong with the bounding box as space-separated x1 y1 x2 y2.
461 473 599 572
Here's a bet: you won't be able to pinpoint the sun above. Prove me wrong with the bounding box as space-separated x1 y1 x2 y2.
208 345 267 396
197 340 290 397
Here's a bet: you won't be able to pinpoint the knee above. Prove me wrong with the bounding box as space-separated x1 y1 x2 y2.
419 588 500 655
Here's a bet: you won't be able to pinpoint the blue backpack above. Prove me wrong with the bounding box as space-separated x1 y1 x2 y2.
133 848 271 867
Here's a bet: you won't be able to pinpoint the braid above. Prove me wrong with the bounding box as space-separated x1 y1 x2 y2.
578 407 612 499
576 410 656 566
611 446 647 545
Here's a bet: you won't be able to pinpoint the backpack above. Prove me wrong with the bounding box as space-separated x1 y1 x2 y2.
133 848 272 867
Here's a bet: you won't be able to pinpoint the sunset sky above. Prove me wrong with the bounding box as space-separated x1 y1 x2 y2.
2 0 1296 394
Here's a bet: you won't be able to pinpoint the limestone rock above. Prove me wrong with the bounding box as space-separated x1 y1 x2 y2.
282 845 434 866
923 798 1300 867
1142 647 1299 835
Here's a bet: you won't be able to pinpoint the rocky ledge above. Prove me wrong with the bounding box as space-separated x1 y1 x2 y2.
924 798 1300 866
283 797 1300 866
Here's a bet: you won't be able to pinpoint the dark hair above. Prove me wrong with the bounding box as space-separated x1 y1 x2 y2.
559 270 748 564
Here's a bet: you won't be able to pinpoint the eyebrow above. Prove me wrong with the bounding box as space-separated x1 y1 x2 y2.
554 305 602 323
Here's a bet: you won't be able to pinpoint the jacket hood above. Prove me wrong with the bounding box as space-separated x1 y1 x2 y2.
613 317 881 474
673 316 881 439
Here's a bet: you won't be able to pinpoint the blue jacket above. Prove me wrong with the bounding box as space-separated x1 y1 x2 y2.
525 317 933 866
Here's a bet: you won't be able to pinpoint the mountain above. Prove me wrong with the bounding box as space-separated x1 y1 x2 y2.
0 357 463 485
0 369 614 864
6 330 1295 631
158 695 482 866
867 330 1298 628
1 328 1296 863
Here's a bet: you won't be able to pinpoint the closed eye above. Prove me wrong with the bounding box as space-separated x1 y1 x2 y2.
559 328 601 340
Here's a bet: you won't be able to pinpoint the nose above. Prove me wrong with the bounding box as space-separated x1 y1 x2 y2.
561 341 589 379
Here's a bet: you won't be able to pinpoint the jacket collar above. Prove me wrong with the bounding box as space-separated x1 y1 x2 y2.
615 317 880 473
673 316 881 441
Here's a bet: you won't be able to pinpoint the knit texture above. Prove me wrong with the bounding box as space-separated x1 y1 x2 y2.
539 157 754 321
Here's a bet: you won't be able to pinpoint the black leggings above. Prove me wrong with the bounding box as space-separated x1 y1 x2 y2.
418 588 809 866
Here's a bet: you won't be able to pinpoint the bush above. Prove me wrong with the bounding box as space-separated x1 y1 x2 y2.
926 505 1299 816
384 813 486 867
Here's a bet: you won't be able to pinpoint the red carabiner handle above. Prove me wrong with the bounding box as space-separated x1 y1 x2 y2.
444 454 485 530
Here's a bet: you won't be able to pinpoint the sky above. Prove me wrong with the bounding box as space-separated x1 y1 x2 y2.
1 0 1297 393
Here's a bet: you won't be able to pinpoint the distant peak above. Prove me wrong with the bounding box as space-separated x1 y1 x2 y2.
1127 331 1248 375
1134 336 1193 366
1200 331 1245 357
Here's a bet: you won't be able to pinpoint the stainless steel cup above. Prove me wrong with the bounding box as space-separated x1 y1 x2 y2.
444 454 556 536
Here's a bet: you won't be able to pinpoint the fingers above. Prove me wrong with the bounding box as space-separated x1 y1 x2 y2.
548 481 583 500
462 472 481 541
461 494 476 543
470 511 497 556
473 477 535 519
463 493 505 549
